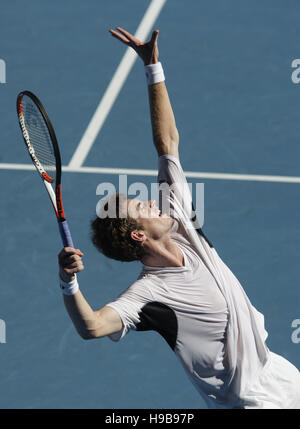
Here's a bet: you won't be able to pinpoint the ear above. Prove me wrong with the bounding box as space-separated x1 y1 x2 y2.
130 230 145 243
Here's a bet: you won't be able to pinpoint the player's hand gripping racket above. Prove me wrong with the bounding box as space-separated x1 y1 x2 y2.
16 90 74 248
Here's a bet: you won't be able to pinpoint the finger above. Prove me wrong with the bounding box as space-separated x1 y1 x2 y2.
62 258 84 269
62 246 76 254
116 27 140 44
62 256 83 267
63 254 82 265
109 29 130 45
58 249 83 263
64 264 84 275
150 30 159 44
64 261 84 270
61 247 83 256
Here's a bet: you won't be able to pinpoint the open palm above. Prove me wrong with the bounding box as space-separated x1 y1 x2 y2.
109 27 159 65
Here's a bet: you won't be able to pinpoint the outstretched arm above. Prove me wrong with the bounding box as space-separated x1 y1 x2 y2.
110 27 179 158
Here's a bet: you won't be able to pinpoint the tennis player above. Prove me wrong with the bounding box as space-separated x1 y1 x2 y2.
58 27 300 409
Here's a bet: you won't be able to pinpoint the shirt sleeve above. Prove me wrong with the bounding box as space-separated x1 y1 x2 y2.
106 278 154 342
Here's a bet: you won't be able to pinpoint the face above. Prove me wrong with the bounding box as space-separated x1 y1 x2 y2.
127 199 173 240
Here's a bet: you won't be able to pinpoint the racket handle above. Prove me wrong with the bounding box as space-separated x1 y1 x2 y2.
58 220 74 248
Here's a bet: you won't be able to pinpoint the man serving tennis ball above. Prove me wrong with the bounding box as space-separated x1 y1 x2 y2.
58 27 300 409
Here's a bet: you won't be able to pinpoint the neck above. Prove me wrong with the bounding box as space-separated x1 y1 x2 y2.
141 236 184 268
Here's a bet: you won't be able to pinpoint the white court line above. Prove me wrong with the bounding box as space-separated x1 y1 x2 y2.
1 163 300 183
68 0 167 169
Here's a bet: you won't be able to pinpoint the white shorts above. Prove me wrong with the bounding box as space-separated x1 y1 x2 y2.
243 351 300 409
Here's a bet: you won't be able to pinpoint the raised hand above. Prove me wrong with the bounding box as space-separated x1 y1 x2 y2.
109 27 159 65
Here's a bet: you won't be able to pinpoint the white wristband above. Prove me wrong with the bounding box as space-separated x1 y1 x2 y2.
145 62 165 85
59 274 79 296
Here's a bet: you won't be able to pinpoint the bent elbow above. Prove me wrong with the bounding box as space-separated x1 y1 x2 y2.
79 330 98 340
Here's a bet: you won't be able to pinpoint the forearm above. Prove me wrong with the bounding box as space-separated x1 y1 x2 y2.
109 28 178 156
63 289 102 340
147 79 179 157
58 247 122 340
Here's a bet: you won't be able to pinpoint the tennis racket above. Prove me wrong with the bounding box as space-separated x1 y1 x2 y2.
16 90 74 248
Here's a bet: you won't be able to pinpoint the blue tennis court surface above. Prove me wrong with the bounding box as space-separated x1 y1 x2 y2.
0 0 300 409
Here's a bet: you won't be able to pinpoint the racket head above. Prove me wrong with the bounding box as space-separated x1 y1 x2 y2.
17 90 66 221
16 90 62 184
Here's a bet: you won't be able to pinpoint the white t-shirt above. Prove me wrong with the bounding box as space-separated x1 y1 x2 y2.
108 233 230 408
107 155 300 409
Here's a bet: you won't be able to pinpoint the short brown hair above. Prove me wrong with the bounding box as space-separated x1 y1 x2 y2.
90 193 145 262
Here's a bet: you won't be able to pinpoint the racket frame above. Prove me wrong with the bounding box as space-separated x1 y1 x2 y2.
16 90 66 221
16 90 74 248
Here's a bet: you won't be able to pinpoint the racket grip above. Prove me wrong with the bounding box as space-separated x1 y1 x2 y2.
58 220 74 248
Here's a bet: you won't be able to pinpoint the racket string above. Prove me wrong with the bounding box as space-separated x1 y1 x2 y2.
22 97 57 175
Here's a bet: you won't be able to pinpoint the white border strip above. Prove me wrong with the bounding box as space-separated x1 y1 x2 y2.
1 163 300 183
68 0 167 169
